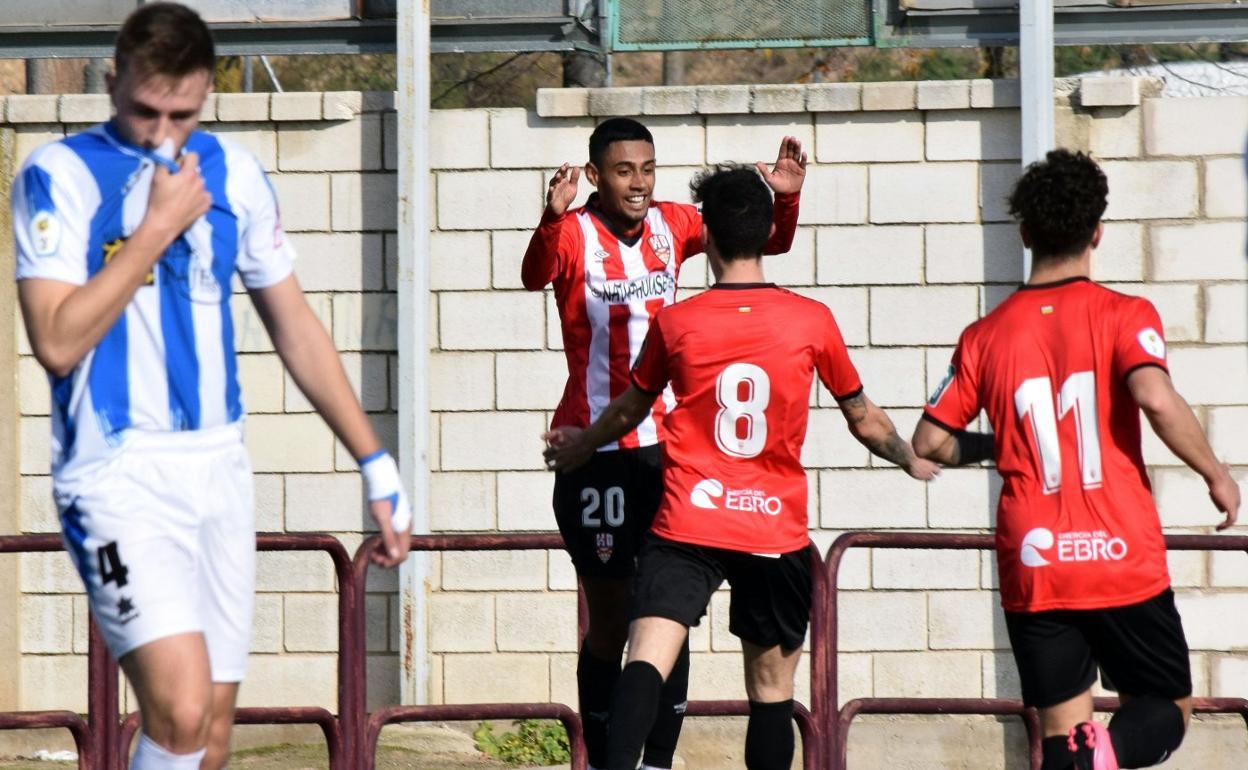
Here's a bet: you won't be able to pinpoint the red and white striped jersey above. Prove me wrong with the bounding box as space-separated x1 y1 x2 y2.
523 192 799 451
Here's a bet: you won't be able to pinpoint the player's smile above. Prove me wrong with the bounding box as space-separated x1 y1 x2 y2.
588 138 655 232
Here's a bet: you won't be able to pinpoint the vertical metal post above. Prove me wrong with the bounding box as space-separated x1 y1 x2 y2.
396 0 432 706
1019 0 1055 281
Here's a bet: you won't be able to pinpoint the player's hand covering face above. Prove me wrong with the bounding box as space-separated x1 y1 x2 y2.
586 139 655 231
542 426 593 473
108 68 212 156
755 136 808 196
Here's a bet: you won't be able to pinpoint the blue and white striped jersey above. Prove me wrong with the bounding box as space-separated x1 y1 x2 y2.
13 122 296 499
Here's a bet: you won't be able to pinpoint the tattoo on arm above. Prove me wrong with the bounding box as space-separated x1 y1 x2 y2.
840 393 914 467
839 394 869 425
864 430 915 468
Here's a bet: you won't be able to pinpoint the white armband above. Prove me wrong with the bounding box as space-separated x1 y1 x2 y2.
360 450 412 533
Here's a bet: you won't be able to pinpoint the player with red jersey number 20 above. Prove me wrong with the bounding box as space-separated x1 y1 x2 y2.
914 149 1240 770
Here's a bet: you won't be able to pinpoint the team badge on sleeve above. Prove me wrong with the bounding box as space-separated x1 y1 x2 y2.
30 210 62 257
1137 327 1165 359
927 365 956 407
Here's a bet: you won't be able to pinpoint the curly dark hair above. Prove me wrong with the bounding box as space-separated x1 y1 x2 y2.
690 165 773 261
1007 149 1108 261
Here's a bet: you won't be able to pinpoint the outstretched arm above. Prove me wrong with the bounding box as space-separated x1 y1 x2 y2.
839 393 939 480
912 416 995 467
521 162 580 290
1128 366 1239 530
758 136 806 255
543 385 659 472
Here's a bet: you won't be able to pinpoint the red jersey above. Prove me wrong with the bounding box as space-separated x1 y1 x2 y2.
522 192 800 451
631 284 862 554
924 277 1172 613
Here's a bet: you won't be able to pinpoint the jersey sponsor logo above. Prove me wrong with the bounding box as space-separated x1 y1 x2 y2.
1137 327 1165 359
927 365 956 407
1020 527 1128 568
648 234 672 265
30 210 62 257
690 478 723 509
586 270 675 304
103 237 155 286
688 478 782 516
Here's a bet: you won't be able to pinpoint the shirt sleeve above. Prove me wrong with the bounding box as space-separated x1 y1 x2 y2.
521 209 581 290
761 191 800 256
1113 298 1169 380
923 329 982 433
815 309 863 401
630 316 670 396
13 155 91 286
235 153 296 290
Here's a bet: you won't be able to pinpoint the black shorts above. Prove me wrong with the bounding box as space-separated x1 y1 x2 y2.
630 533 816 652
553 444 663 579
1005 588 1192 709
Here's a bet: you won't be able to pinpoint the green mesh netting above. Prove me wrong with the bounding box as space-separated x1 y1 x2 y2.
615 0 869 46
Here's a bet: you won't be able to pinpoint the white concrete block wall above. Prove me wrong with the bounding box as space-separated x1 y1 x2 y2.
8 82 1247 718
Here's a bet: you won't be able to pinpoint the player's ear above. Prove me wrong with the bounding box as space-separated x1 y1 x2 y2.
584 162 599 187
1018 223 1032 250
1089 222 1104 250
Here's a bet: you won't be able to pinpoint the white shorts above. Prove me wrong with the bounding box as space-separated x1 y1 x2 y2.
59 425 256 682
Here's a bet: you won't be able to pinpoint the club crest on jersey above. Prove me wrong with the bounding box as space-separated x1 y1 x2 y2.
595 532 614 563
30 210 61 257
647 234 672 265
1137 327 1165 359
1020 527 1128 568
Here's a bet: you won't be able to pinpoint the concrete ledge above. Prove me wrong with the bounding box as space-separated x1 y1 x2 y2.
58 94 110 124
917 80 971 111
6 95 58 123
1080 76 1141 107
537 87 589 117
807 83 861 112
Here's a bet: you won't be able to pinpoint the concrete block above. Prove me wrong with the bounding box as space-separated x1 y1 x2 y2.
444 653 549 703
439 290 544 351
917 80 971 111
1176 592 1248 651
815 112 923 163
925 109 1021 161
239 654 336 708
442 549 547 592
816 225 922 285
1151 221 1248 282
283 594 339 652
252 473 284 532
430 350 494 412
838 654 874 704
255 551 335 592
210 123 278 171
245 414 335 473
1102 160 1199 220
497 592 578 651
1209 407 1248 464
236 353 284 414
198 93 217 123
925 224 1023 284
365 594 389 653
802 286 868 347
873 651 982 698
284 473 363 532
1212 551 1248 588
1145 96 1248 157
269 174 330 232
874 549 980 589
820 469 925 528
217 93 271 122
58 94 110 124
1112 282 1200 342
1089 106 1142 159
862 82 916 112
1168 550 1205 589
1156 468 1248 529
696 85 751 114
929 591 1009 650
323 91 363 120
708 590 740 652
330 172 397 230
752 84 806 113
1089 222 1145 282
496 351 567 410
251 594 282 653
19 356 50 416
806 83 861 112
588 87 643 116
437 170 542 230
20 655 87 712
869 163 979 223
685 653 749 700
14 125 64 171
549 548 577 591
642 86 698 115
489 109 594 170
429 594 494 652
19 474 57 534
7 95 59 123
978 161 1017 223
290 232 384 291
19 552 82 593
495 471 555 532
983 652 1022 699
803 410 871 469
383 111 397 171
546 292 563 350
800 164 868 225
870 286 979 345
430 231 491 291
839 591 926 651
536 88 589 118
766 226 815 286
846 347 926 409
429 109 490 169
429 472 496 532
21 595 73 653
970 79 1021 109
285 352 389 414
708 118 815 180
20 416 50 475
279 115 382 172
271 92 324 122
1205 157 1247 219
440 411 546 471
332 292 398 352
1213 656 1248 699
1170 347 1248 406
646 116 706 166
928 468 999 530
1080 77 1141 107
1205 284 1247 343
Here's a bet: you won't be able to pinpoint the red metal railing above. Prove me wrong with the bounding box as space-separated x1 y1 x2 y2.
823 531 1248 770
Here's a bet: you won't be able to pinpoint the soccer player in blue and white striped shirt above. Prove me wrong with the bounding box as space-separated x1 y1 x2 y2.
12 4 410 768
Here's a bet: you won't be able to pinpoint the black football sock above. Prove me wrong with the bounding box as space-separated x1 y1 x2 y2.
1107 695 1185 768
641 640 689 769
1041 734 1076 770
605 661 663 770
578 641 622 769
744 699 794 770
